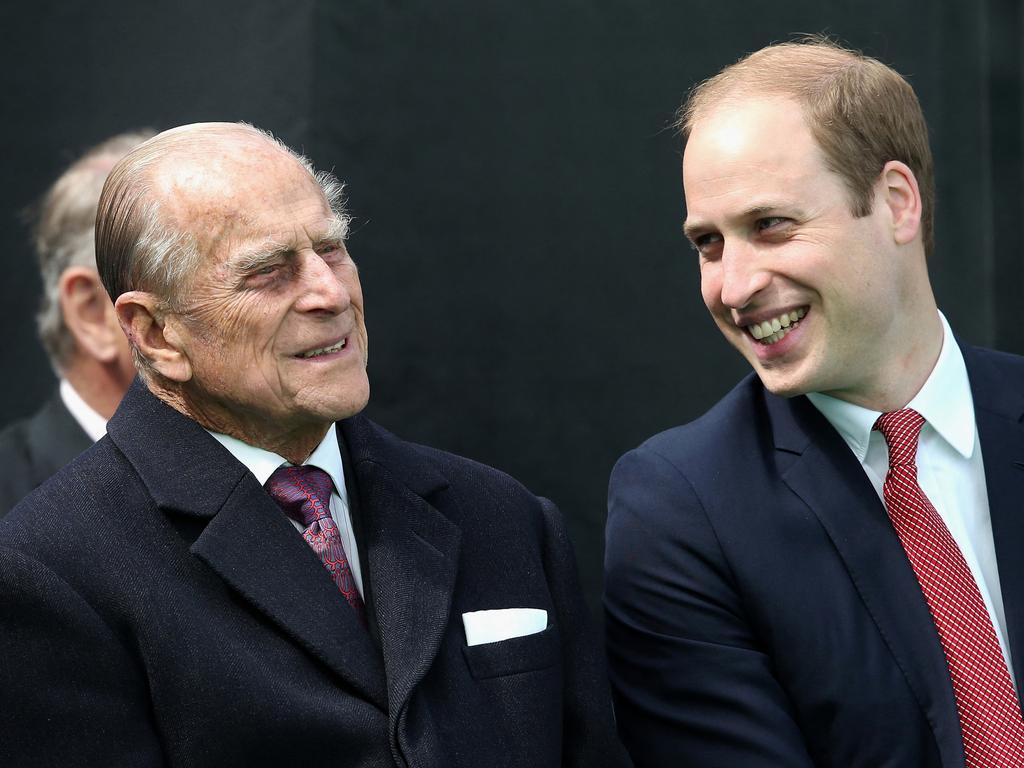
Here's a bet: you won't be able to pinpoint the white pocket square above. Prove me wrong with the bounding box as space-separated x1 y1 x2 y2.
462 608 548 646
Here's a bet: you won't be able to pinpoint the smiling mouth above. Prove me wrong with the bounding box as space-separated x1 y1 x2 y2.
299 338 347 358
746 307 807 345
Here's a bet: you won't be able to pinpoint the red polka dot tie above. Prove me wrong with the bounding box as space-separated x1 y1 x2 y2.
875 409 1024 765
265 465 366 624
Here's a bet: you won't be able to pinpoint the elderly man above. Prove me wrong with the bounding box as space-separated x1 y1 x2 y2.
0 131 151 514
606 39 1024 766
0 123 627 767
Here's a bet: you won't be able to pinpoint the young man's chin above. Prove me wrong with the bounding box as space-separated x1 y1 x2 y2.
754 368 813 400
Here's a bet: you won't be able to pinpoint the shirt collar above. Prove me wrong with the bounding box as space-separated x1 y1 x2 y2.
59 378 108 443
206 423 348 500
806 312 975 461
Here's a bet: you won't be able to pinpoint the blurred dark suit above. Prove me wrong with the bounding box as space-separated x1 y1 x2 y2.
0 392 90 516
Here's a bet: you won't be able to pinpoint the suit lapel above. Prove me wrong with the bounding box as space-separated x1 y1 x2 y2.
341 417 461 724
190 478 388 709
106 381 387 710
963 345 1024 701
26 391 92 484
767 392 965 766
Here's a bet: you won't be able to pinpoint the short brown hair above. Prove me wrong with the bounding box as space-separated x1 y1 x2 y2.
678 37 935 256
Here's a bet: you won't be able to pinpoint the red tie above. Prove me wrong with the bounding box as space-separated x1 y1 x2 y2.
265 465 366 624
875 409 1024 765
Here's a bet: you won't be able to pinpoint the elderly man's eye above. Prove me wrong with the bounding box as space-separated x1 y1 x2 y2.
316 242 346 261
245 263 285 282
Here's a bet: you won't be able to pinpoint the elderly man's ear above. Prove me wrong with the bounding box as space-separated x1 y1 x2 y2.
114 291 193 383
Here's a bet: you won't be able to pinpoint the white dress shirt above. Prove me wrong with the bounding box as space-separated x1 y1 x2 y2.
207 423 364 596
59 379 108 442
807 312 1013 680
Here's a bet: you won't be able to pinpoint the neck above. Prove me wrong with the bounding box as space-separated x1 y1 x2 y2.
824 306 944 413
147 378 330 464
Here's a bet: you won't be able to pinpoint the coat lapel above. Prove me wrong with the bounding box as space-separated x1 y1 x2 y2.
190 480 388 709
766 392 965 766
963 345 1024 702
340 417 461 731
106 381 387 710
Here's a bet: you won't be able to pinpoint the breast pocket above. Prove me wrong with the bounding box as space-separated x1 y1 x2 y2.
462 623 560 680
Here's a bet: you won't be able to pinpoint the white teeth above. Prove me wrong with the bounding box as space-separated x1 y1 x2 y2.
301 338 347 358
745 308 807 344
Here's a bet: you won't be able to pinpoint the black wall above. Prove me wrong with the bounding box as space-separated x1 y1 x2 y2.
2 1 1022 612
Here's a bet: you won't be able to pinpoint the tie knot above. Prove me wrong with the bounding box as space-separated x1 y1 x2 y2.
874 408 926 468
265 465 333 527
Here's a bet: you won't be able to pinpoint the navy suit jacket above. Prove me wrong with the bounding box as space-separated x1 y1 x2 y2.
0 391 91 517
0 380 628 767
605 343 1024 767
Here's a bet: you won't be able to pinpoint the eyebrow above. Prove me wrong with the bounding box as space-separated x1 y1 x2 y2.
682 203 801 240
231 217 349 274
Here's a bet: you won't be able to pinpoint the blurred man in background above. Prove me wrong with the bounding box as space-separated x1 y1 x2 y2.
0 131 152 514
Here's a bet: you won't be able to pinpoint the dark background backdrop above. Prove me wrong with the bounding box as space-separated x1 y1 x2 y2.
2 0 1022 613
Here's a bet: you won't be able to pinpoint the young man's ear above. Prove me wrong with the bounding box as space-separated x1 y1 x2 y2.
880 160 923 246
114 291 193 382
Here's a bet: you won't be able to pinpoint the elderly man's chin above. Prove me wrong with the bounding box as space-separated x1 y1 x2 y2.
295 370 371 424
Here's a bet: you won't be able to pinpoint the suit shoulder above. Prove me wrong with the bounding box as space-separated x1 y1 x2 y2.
2 436 132 536
631 373 767 463
408 439 540 501
347 415 543 506
968 344 1024 373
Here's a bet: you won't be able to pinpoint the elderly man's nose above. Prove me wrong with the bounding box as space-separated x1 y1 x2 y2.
296 253 350 312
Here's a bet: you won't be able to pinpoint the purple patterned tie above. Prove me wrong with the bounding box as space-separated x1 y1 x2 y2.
265 465 366 623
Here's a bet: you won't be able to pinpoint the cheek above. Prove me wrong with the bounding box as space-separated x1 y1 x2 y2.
699 264 724 311
193 295 273 348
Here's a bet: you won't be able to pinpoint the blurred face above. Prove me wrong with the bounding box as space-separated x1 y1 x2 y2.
161 145 369 450
683 97 911 404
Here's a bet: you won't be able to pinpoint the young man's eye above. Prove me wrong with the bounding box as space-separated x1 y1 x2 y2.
756 217 789 231
691 232 723 255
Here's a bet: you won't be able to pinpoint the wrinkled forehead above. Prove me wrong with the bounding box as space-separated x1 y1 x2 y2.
153 145 332 258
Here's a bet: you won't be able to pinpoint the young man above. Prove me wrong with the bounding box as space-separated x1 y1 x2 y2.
606 40 1024 767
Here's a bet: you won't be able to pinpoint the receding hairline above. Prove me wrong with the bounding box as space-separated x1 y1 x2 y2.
96 121 351 306
121 122 309 193
678 39 864 137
